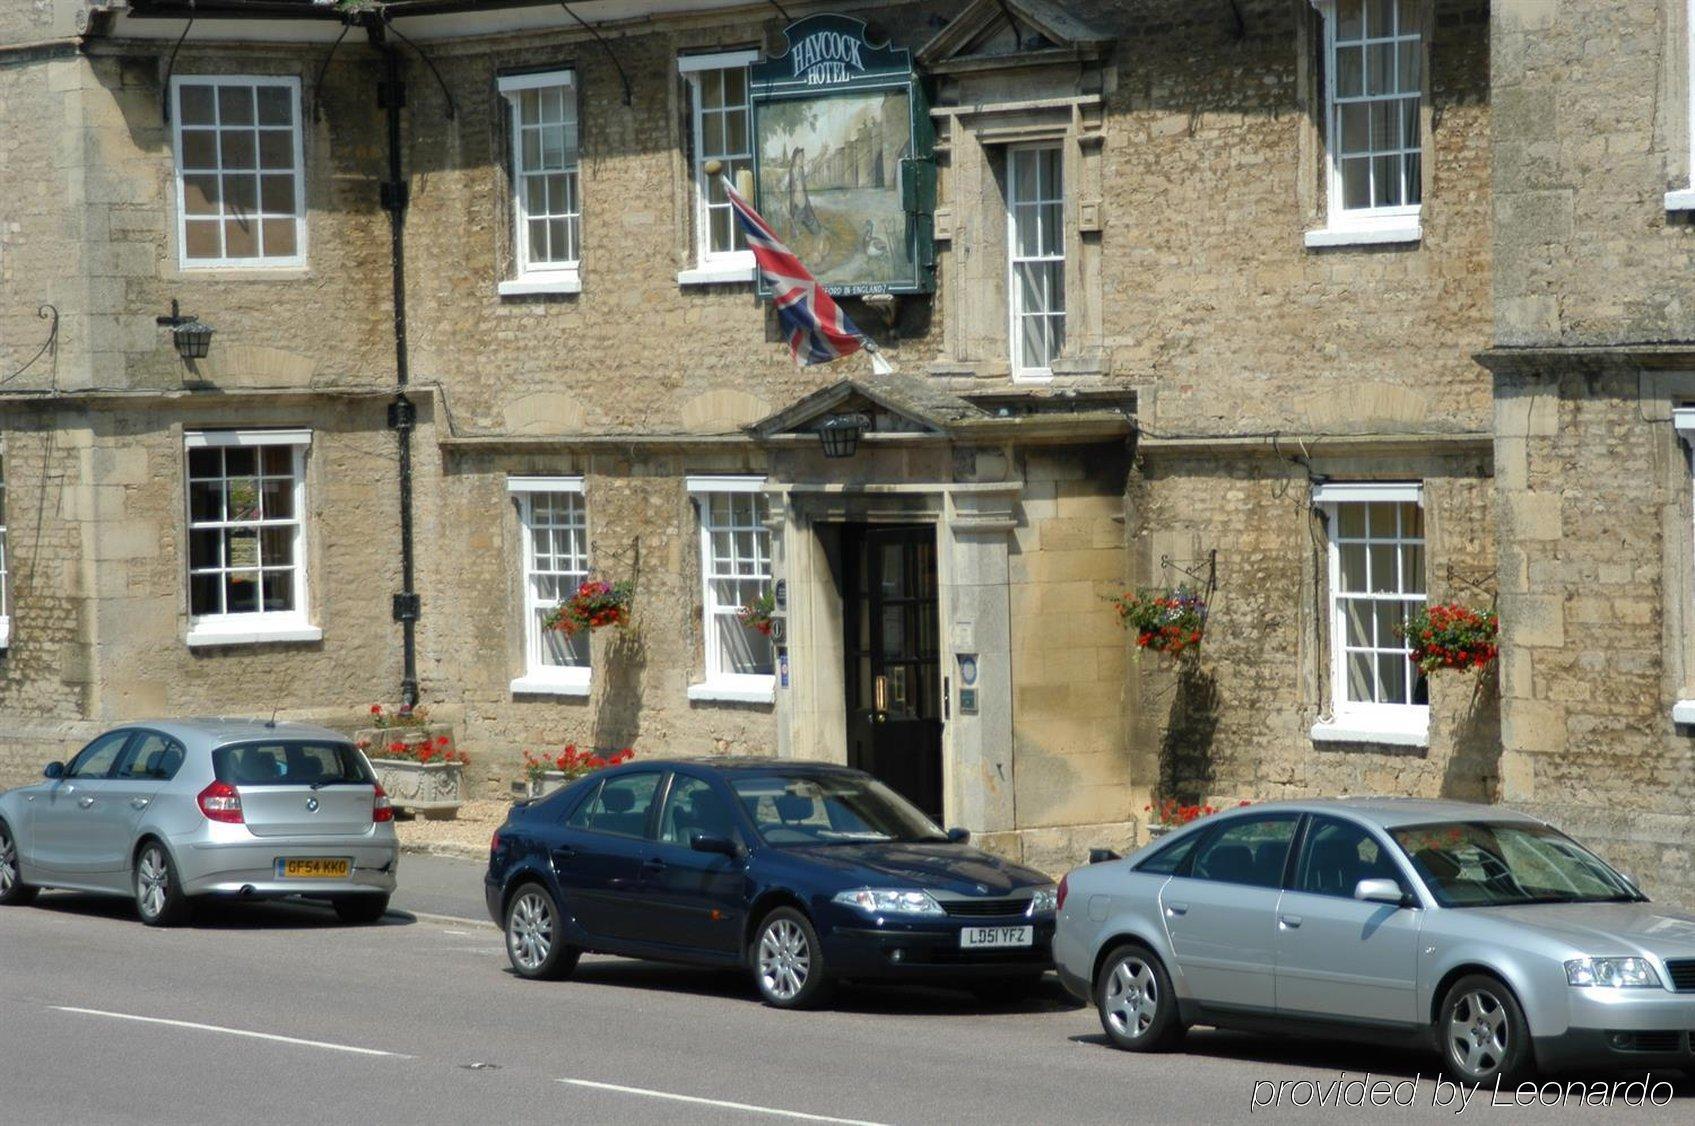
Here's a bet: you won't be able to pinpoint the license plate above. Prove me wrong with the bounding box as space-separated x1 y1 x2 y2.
276 858 351 879
959 925 1033 949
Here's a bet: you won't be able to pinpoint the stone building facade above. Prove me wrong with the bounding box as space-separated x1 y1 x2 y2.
0 0 1520 879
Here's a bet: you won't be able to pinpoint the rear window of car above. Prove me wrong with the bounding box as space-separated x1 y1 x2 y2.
214 742 372 787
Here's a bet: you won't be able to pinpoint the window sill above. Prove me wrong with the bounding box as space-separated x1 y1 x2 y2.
687 679 775 705
1666 189 1695 212
1310 717 1429 749
499 274 581 297
1303 223 1422 249
510 673 591 698
1671 700 1695 725
676 261 755 286
185 619 323 648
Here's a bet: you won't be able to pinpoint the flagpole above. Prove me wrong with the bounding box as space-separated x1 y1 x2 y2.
714 164 893 376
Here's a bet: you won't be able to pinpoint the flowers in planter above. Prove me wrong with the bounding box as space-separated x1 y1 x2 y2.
543 580 634 636
1145 798 1250 827
523 744 635 784
1400 602 1499 673
1114 587 1208 657
368 703 430 730
737 591 777 637
360 733 469 767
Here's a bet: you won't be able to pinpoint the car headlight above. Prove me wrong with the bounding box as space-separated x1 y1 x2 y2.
1027 886 1058 916
1564 957 1662 988
832 888 946 916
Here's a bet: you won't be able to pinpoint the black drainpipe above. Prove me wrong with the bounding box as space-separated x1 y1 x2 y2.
366 15 421 708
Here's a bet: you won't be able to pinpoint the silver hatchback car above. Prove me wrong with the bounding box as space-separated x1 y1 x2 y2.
0 719 398 926
1054 798 1695 1083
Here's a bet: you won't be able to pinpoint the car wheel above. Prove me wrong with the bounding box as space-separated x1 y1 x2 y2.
332 895 391 925
134 840 191 927
1439 974 1533 1086
504 883 580 981
752 907 832 1009
0 820 39 907
1096 944 1184 1051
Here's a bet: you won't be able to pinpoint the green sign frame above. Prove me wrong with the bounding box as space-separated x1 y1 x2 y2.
750 15 936 297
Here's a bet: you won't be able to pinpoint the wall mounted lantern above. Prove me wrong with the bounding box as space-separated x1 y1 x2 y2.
157 299 214 360
817 412 870 459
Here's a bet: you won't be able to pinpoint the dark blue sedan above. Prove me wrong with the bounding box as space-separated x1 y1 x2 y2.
485 759 1058 1008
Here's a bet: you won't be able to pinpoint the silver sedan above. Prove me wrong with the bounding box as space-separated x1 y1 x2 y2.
1053 798 1695 1083
0 719 398 926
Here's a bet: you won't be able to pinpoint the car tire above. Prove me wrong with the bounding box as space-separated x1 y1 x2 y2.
332 895 391 925
504 883 580 981
1438 973 1534 1086
0 819 39 907
1096 943 1185 1051
752 907 833 1010
134 839 191 927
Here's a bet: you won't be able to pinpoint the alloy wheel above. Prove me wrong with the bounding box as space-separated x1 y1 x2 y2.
0 828 16 896
1448 989 1510 1077
508 891 554 972
757 918 811 1001
1104 955 1160 1039
137 847 169 921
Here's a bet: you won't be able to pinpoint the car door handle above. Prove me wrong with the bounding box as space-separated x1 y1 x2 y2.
1165 902 1188 917
643 857 667 871
78 796 96 809
130 798 150 810
1279 914 1303 929
550 847 576 863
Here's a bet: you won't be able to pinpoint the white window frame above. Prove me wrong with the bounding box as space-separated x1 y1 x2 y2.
678 50 758 286
0 448 9 648
687 476 775 704
1305 0 1424 248
497 70 583 296
1007 142 1067 383
183 429 319 647
170 75 307 270
1311 481 1429 746
509 476 592 696
1670 2 1695 211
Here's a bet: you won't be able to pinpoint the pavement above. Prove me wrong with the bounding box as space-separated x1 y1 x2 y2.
1 856 1690 1125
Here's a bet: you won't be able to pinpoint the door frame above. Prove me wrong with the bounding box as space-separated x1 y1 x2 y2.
768 480 1021 836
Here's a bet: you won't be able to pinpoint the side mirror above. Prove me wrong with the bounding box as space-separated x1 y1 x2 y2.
1355 878 1409 907
945 827 971 844
690 833 742 859
42 762 64 780
1089 848 1123 865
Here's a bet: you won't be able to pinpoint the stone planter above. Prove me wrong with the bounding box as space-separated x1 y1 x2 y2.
367 758 464 819
525 771 569 799
1145 822 1174 843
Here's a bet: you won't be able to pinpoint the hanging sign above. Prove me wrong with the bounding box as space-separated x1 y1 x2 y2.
751 15 936 297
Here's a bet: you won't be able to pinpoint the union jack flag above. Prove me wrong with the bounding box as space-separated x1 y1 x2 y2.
723 178 889 372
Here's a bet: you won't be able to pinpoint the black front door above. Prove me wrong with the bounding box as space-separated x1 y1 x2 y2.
842 524 943 821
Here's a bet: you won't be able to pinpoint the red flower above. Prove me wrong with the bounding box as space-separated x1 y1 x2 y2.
435 735 450 748
370 704 383 715
388 741 404 754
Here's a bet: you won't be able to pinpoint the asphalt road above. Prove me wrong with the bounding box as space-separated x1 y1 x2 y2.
0 857 1690 1125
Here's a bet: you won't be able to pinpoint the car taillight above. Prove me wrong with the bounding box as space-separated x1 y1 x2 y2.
197 780 244 824
372 783 394 823
1056 874 1069 912
489 830 501 854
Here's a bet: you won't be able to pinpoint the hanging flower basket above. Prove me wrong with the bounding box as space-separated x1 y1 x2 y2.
1113 587 1208 658
737 591 777 637
543 580 634 636
522 745 635 798
1400 602 1499 673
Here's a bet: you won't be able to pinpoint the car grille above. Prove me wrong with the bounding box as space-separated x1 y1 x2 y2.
941 897 1031 918
1607 1030 1685 1053
1665 959 1695 992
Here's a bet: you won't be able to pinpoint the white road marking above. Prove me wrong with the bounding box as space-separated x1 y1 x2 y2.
54 1007 410 1058
559 1079 891 1125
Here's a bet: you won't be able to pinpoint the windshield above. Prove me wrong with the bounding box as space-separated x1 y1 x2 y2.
1391 821 1641 907
730 774 947 846
214 742 374 788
